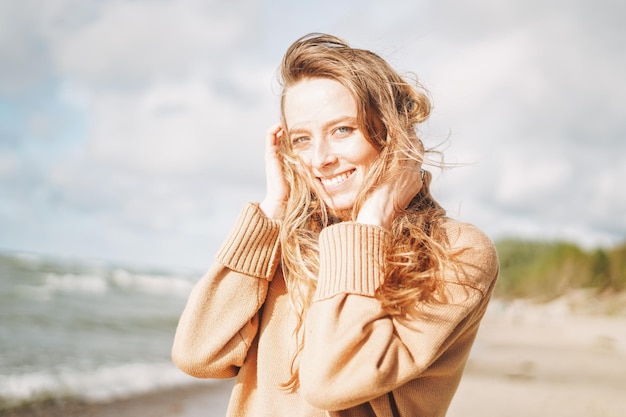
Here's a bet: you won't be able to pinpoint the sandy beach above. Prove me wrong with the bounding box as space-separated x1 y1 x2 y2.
5 296 626 417
1 380 235 417
448 297 626 417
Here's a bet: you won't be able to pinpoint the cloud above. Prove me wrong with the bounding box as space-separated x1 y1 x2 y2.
0 0 624 269
51 0 258 88
389 0 626 248
0 0 273 268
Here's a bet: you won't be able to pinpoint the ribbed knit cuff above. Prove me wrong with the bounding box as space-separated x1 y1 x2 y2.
314 222 390 300
216 203 281 280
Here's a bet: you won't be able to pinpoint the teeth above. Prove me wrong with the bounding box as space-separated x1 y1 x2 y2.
320 170 353 186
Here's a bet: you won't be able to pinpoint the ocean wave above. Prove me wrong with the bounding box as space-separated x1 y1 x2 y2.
0 361 205 406
111 269 195 296
15 270 195 299
15 273 109 299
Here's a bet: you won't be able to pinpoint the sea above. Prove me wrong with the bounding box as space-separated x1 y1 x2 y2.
0 251 210 409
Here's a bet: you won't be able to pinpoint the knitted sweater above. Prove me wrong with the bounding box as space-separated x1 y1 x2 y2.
172 203 499 416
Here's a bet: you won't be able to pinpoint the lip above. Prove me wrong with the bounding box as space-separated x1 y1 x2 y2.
317 169 356 191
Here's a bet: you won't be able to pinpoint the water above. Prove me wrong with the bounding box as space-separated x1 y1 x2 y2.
0 251 205 408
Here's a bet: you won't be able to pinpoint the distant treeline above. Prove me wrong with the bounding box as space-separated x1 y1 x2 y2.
493 239 626 300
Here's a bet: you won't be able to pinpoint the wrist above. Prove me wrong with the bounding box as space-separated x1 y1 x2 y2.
356 207 392 229
259 199 284 220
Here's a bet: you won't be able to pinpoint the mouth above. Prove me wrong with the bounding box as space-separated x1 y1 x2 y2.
318 169 356 188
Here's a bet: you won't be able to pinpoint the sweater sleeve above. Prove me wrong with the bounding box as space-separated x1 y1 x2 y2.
172 203 281 378
299 221 499 410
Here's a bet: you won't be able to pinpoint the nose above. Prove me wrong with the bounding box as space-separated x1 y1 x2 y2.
311 138 337 170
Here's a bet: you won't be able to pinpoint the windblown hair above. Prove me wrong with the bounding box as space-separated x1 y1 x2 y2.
277 33 453 389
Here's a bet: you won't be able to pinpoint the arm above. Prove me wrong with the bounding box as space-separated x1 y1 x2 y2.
172 203 281 379
299 221 498 410
172 124 287 378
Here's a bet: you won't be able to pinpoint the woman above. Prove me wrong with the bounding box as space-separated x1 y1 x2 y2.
172 33 499 417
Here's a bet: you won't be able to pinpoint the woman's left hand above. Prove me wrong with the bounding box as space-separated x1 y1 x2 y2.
259 123 289 219
356 160 423 229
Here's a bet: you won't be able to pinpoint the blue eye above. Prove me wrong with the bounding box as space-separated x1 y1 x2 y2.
335 126 354 135
292 136 309 146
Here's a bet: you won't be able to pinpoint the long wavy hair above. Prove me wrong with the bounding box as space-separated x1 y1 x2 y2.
277 33 453 389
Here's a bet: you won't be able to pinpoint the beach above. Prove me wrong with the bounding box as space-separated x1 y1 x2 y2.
448 297 626 417
0 381 233 417
6 296 626 417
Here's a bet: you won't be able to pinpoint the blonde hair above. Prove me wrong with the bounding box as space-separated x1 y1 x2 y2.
277 33 452 389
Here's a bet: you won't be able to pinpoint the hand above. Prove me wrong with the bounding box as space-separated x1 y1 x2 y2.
356 160 423 229
259 123 289 219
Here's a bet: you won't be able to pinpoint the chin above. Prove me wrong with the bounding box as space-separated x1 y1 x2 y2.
324 197 352 211
324 197 356 219
317 187 358 214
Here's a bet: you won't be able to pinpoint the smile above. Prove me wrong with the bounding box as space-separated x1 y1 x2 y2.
318 169 355 187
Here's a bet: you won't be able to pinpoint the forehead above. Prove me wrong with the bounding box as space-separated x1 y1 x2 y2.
284 78 357 129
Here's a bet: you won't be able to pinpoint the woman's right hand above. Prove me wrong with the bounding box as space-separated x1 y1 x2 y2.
259 123 289 219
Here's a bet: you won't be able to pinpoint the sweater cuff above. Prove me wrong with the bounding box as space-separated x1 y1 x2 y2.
314 222 390 300
216 203 281 280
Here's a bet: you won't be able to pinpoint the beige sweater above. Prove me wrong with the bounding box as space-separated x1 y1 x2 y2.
172 203 499 416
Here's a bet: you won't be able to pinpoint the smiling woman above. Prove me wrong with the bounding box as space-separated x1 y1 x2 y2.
172 33 499 417
283 78 379 211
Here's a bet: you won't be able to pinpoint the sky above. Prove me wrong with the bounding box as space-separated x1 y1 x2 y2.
0 0 624 271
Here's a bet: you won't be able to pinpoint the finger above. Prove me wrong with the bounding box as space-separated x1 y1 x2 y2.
266 123 283 148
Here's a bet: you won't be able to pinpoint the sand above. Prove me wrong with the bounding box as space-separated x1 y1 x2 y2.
5 296 626 417
447 298 626 417
1 381 235 417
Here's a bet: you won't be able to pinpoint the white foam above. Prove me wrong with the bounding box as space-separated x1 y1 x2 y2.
46 272 110 294
16 272 109 299
111 269 195 297
15 270 195 299
0 362 204 403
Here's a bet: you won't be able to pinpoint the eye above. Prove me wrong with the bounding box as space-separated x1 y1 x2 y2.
334 126 354 136
291 136 310 146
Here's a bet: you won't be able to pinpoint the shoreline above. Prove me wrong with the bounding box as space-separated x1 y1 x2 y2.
3 298 626 417
1 380 235 417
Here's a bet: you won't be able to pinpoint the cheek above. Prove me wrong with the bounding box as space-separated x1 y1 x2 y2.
293 153 312 174
297 151 313 169
292 158 319 188
358 145 380 167
347 135 380 166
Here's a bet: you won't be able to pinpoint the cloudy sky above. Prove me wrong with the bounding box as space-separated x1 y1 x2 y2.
1 0 624 271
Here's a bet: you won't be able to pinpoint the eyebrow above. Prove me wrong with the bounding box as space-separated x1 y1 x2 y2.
288 116 358 136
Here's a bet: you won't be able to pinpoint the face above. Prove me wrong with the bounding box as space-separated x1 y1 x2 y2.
284 78 379 211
